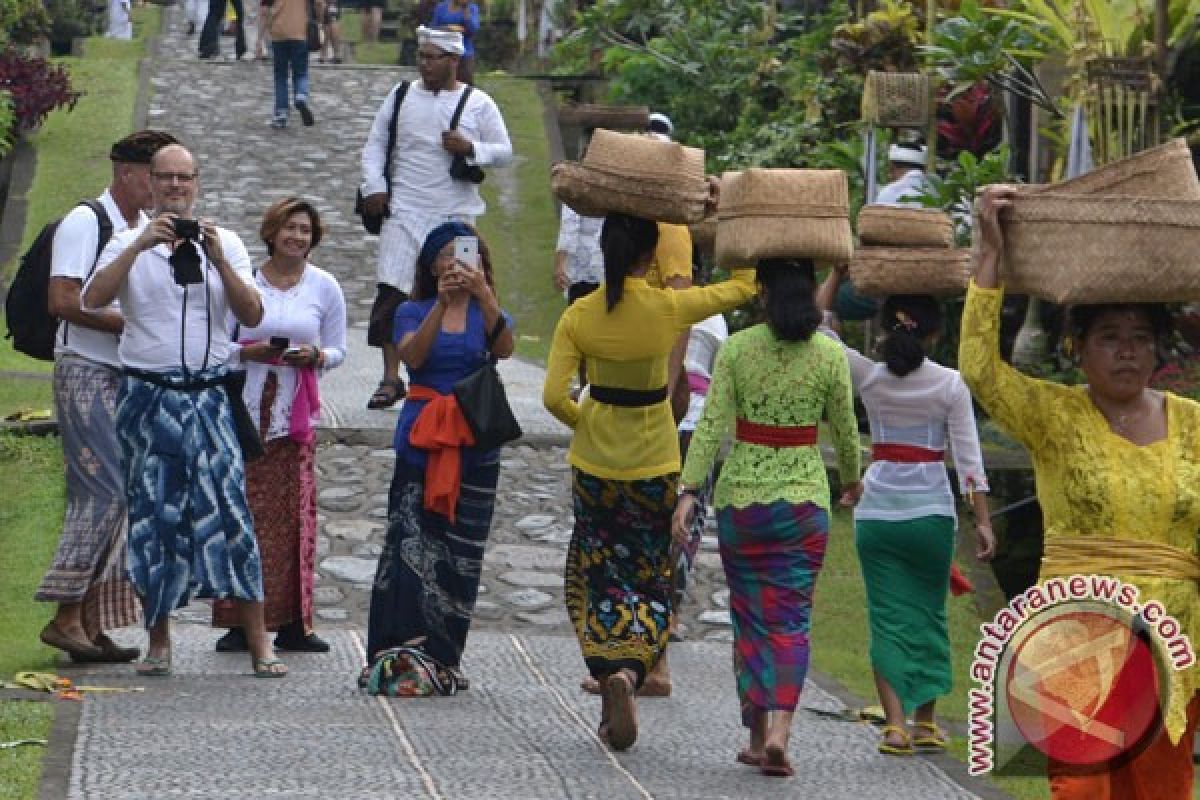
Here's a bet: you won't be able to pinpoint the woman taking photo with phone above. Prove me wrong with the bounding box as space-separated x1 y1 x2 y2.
212 197 347 654
365 222 513 687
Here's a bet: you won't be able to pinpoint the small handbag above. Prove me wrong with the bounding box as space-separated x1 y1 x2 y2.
453 318 521 450
362 641 458 697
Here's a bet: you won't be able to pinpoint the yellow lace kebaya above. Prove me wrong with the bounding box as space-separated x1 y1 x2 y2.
959 280 1200 744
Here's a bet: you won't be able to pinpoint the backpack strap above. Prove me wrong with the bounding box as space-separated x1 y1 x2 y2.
449 84 473 131
382 80 411 195
62 199 115 349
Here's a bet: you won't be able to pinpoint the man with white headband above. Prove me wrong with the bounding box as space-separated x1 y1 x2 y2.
875 142 931 207
359 24 512 410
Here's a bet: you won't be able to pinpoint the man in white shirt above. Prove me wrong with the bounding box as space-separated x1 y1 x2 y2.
35 130 178 664
874 142 931 207
359 25 512 410
83 144 286 678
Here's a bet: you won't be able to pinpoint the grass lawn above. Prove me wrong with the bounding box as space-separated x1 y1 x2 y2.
0 330 54 420
337 10 400 66
0 700 54 800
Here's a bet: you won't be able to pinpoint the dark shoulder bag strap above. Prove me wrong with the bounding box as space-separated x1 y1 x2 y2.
382 80 411 195
449 84 474 131
231 267 259 343
63 200 114 348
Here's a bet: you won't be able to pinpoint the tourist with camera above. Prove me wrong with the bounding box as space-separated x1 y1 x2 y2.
82 144 286 679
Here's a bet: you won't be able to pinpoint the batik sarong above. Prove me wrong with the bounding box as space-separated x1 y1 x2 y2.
855 515 954 714
565 469 675 686
35 356 141 631
117 367 264 628
366 457 499 666
717 500 828 724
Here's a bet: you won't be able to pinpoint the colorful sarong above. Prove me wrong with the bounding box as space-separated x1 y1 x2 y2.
366 457 499 666
565 469 675 686
717 500 828 724
117 367 264 629
855 515 954 714
35 356 141 631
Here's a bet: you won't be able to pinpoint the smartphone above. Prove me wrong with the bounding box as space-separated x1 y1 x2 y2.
283 346 306 358
454 235 479 269
269 336 290 350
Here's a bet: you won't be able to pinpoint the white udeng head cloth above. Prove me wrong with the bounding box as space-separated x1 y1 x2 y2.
416 25 465 56
888 143 927 167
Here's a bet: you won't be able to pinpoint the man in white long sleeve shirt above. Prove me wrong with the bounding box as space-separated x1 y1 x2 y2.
359 24 512 409
874 143 931 208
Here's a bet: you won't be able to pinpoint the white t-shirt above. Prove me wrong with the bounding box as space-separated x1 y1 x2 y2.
51 190 145 367
90 223 256 372
874 168 930 207
679 313 729 432
230 265 348 442
555 206 604 287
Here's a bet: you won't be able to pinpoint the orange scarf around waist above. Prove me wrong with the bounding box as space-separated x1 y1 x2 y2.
407 385 476 523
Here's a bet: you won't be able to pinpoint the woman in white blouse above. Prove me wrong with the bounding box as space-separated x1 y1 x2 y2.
212 197 347 654
817 266 994 757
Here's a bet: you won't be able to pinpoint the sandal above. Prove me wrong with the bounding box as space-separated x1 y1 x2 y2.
40 621 104 661
602 671 638 751
761 743 794 777
136 655 172 677
367 378 406 410
878 725 915 756
736 748 764 767
253 657 289 678
72 633 139 664
913 721 948 751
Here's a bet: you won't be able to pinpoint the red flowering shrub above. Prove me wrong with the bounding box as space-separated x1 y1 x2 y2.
0 47 81 133
1151 357 1200 401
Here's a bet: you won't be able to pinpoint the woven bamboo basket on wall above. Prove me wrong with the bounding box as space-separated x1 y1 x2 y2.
714 168 853 266
550 129 709 225
857 206 954 247
861 71 931 128
558 103 650 131
1025 137 1199 199
849 247 971 297
1001 193 1200 303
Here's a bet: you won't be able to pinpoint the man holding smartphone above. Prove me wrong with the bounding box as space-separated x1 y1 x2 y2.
82 144 287 679
359 25 512 411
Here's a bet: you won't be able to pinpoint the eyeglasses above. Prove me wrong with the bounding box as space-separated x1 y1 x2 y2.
416 51 453 62
151 171 197 184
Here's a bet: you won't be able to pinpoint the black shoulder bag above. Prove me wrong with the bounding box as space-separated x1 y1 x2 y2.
453 316 520 450
355 81 411 235
448 85 485 184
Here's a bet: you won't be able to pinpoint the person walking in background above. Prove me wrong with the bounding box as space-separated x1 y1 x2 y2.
267 0 320 129
672 258 861 778
318 0 342 63
359 25 511 410
82 144 285 678
360 0 383 42
816 267 994 757
199 0 246 59
366 223 514 688
875 141 930 207
552 202 603 393
106 0 133 39
543 213 757 752
36 130 178 664
212 198 346 655
430 0 480 84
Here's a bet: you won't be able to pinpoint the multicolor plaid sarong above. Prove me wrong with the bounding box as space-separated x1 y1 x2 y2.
717 500 829 724
565 469 676 686
117 367 264 628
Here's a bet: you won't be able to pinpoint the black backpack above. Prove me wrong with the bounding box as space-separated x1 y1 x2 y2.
4 200 113 361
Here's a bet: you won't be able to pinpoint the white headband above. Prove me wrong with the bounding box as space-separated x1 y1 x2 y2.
889 143 927 167
416 25 465 56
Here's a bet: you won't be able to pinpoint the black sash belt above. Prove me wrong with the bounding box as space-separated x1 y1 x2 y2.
589 384 668 408
123 367 229 392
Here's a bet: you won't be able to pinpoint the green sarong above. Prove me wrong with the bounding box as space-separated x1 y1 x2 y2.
855 515 955 714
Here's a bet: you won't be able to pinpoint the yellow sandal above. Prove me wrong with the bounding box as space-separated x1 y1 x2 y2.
878 725 914 756
913 721 947 751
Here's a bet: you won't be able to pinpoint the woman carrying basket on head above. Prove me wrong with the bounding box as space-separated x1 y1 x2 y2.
815 266 995 757
963 185 1200 799
543 212 757 752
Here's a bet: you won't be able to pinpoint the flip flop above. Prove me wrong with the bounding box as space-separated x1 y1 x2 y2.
761 743 794 777
367 379 406 410
913 721 948 752
602 671 637 751
135 655 171 677
253 657 288 678
878 725 915 756
736 749 764 767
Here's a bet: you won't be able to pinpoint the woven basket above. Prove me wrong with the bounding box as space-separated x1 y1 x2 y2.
1026 137 1200 199
714 168 853 266
858 206 954 247
861 71 930 128
1001 192 1200 303
558 103 650 131
849 247 971 297
689 213 718 258
550 129 709 225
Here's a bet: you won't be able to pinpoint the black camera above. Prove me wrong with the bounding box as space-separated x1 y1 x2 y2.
449 154 486 184
172 217 200 240
269 336 289 350
169 240 204 286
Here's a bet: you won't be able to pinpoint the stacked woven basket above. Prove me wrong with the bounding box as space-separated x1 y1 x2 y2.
713 168 854 267
1000 137 1200 303
849 206 968 297
550 128 709 225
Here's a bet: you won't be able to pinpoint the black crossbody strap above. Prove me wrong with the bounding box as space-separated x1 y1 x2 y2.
382 81 411 194
231 267 258 343
449 85 474 131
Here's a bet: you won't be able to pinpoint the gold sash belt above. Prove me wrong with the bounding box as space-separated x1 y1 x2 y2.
1041 537 1200 582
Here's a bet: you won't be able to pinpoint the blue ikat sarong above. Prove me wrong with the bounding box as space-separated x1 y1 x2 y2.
116 367 264 628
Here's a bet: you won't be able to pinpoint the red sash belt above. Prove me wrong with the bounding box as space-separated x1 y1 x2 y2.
407 385 476 523
871 443 944 463
736 419 817 447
